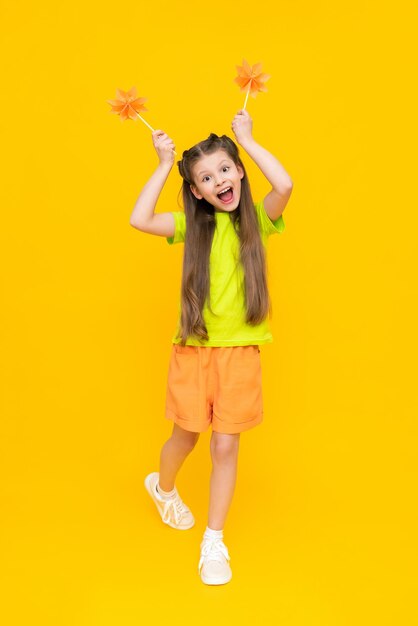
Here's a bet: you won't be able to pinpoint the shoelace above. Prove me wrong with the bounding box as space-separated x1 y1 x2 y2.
161 493 188 525
198 538 230 572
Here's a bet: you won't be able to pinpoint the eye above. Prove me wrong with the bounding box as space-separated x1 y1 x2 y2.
201 166 229 182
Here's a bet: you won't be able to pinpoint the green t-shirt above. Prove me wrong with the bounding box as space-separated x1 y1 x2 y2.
166 199 285 346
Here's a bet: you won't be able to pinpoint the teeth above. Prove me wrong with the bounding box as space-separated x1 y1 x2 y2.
218 187 231 195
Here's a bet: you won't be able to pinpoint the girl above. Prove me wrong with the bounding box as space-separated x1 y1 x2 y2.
130 109 293 585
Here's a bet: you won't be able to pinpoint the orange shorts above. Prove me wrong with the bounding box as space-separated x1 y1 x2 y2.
164 344 263 434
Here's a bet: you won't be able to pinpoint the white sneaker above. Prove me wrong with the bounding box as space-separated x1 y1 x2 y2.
198 536 232 585
144 472 195 530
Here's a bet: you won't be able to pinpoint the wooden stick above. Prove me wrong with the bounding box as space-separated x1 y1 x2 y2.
243 81 252 110
135 112 177 155
135 111 155 132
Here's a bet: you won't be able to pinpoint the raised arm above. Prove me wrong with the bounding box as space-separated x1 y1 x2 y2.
231 110 293 221
129 130 177 238
241 139 293 221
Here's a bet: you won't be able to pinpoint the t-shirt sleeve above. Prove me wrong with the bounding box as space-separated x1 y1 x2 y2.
166 211 186 245
254 198 285 236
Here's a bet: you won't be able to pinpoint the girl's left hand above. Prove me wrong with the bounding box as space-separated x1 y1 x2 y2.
231 109 253 146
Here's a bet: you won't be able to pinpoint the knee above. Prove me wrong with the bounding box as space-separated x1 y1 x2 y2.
210 434 240 465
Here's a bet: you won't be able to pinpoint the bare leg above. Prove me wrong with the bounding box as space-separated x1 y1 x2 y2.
158 423 200 491
208 432 240 530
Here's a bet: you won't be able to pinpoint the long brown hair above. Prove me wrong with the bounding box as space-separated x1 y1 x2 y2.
175 133 272 345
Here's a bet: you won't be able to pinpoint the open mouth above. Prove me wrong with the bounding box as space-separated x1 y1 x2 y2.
217 187 234 204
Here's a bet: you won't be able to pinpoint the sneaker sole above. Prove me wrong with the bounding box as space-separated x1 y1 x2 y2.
200 571 233 585
144 473 195 530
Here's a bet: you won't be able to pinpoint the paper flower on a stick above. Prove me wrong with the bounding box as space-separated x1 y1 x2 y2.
107 86 177 154
107 87 152 126
234 59 271 110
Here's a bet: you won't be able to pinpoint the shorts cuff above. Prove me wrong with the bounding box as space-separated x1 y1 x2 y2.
165 408 210 433
211 412 263 434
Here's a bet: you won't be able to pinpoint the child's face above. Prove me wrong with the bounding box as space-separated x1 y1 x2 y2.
189 150 244 212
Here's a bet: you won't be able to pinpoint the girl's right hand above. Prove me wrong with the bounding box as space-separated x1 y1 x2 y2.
152 130 175 166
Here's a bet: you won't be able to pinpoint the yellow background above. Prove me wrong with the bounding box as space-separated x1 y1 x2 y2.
1 0 417 624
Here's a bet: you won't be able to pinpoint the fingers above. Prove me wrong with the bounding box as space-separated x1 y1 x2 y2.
231 109 252 134
152 131 175 152
152 130 174 143
160 139 175 149
234 110 250 119
152 130 167 144
152 132 175 157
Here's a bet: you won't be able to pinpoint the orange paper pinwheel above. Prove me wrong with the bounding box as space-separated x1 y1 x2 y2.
234 59 271 110
107 86 151 125
107 86 177 154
